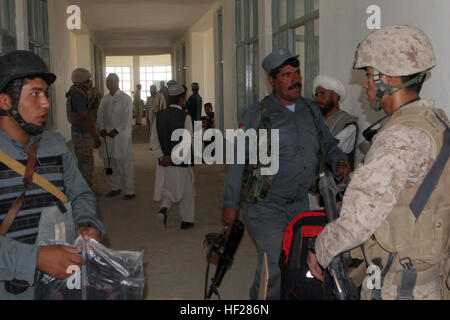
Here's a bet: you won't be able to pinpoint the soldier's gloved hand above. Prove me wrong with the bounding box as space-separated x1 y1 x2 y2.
100 129 108 137
336 160 351 183
37 245 85 279
221 206 238 236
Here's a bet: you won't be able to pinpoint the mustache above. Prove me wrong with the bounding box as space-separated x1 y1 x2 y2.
288 83 302 90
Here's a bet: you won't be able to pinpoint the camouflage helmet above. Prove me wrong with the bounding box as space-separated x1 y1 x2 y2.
354 25 436 76
71 67 91 84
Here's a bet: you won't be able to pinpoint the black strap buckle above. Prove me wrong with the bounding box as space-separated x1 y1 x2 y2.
399 257 414 270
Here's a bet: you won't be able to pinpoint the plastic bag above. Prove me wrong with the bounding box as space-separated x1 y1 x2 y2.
34 236 145 300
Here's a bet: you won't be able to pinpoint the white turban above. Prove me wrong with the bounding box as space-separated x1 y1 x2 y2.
312 75 346 101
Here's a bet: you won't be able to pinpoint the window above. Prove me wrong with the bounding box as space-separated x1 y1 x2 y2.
139 65 172 100
28 0 54 129
272 0 319 99
175 43 186 87
106 66 132 97
235 0 259 120
0 0 16 52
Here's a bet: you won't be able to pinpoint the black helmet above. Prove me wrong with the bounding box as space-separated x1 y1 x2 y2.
0 50 56 135
0 50 56 92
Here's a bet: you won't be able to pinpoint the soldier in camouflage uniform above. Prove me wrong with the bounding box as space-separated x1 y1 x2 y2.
66 68 101 190
308 25 450 300
221 48 350 300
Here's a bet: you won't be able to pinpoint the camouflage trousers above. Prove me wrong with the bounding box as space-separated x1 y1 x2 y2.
72 132 94 188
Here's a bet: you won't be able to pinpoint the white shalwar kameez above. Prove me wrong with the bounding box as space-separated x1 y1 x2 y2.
150 105 196 223
97 89 135 195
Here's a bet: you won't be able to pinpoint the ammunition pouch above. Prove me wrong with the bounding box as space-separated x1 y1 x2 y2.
240 100 274 203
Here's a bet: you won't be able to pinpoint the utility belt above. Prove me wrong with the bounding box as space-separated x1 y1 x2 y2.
364 242 445 300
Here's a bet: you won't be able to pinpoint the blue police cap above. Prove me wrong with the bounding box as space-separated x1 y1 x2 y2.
261 48 299 74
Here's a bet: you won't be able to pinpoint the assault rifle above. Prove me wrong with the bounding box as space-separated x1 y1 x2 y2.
204 219 245 299
318 170 360 300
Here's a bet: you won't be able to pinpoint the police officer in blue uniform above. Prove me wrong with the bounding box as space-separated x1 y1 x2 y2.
221 48 350 299
0 50 105 299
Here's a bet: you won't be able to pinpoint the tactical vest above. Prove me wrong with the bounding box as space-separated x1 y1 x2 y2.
156 106 190 167
326 110 358 169
363 103 450 294
0 154 64 244
66 89 97 126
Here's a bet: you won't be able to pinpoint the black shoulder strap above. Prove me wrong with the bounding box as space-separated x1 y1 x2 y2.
306 104 325 174
409 111 450 220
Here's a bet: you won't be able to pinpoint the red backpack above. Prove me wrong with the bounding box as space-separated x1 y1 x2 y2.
279 209 327 300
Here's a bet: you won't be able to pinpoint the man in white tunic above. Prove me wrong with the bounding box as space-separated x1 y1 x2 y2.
313 75 358 168
97 73 136 200
150 84 196 230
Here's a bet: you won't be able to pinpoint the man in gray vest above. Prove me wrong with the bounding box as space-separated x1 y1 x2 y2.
313 75 358 169
150 84 196 230
221 48 350 299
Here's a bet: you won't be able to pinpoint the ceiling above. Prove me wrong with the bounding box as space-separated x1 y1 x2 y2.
70 0 217 56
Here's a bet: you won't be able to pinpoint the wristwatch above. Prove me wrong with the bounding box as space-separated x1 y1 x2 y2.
307 236 317 254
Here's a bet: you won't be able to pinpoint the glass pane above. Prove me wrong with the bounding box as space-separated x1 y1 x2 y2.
147 73 153 81
236 46 245 118
295 25 305 83
106 67 114 73
273 31 288 50
249 0 253 38
146 66 152 73
42 0 48 44
123 67 131 74
0 34 16 52
140 67 146 73
154 72 165 80
154 66 165 73
295 0 305 19
314 0 319 11
140 72 146 81
279 0 288 26
122 82 131 91
122 72 130 81
314 17 319 36
167 66 172 73
252 41 259 104
27 0 33 40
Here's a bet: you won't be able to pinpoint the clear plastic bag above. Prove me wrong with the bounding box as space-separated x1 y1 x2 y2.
34 236 145 300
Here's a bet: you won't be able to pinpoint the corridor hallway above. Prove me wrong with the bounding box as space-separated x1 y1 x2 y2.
92 121 258 300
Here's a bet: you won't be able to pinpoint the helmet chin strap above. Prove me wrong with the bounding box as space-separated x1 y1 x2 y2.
0 79 44 136
371 71 426 112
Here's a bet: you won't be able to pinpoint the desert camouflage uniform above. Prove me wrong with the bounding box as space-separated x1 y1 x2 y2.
316 99 448 300
72 132 94 188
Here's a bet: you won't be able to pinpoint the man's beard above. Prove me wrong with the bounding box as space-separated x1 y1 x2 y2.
320 100 335 117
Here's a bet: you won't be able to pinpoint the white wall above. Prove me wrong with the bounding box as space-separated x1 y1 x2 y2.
45 0 104 141
320 0 450 161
